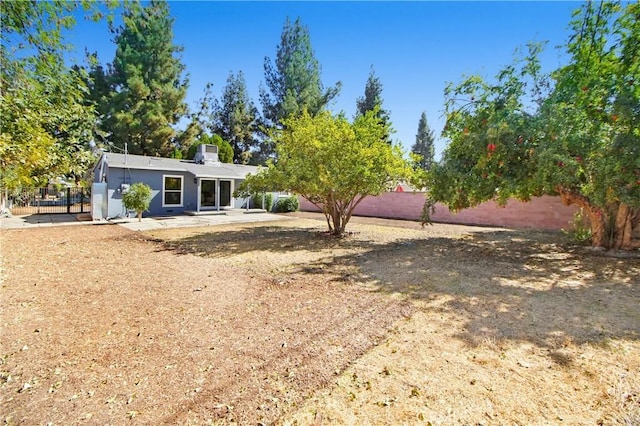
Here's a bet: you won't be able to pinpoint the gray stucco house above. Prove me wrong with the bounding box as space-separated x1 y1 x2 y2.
91 144 259 220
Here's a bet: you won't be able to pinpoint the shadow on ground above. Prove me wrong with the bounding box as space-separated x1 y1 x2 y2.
18 213 83 225
153 223 640 366
150 224 378 256
322 231 639 354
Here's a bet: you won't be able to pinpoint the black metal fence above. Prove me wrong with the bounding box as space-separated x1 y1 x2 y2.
6 187 91 215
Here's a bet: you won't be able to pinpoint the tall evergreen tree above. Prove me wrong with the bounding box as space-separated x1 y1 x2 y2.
356 67 391 143
212 71 259 164
259 17 341 161
261 17 341 126
101 1 189 157
411 112 435 170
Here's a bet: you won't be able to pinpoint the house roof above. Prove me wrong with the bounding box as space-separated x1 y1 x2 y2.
97 152 260 180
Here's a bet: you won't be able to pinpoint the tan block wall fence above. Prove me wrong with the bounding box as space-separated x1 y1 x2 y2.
298 192 580 230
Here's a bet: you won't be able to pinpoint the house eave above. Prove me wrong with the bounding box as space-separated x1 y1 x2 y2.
99 152 258 180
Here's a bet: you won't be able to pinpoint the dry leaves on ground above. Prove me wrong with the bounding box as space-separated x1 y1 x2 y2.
1 214 638 425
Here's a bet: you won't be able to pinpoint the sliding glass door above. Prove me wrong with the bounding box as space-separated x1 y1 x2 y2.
199 179 232 209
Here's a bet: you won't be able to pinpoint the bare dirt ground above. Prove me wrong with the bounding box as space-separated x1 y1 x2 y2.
1 213 638 425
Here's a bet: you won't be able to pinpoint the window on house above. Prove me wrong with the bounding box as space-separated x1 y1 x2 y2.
163 175 183 206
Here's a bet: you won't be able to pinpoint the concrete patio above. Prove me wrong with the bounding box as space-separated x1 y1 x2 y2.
0 212 289 231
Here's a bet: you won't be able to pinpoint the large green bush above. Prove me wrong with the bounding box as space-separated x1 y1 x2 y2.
274 196 299 213
122 182 152 221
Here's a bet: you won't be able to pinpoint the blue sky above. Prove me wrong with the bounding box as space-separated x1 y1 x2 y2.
68 1 582 158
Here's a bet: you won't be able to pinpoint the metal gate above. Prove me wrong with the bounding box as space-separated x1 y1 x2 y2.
6 187 91 215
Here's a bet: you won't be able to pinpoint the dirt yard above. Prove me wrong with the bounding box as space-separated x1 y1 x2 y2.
1 213 638 425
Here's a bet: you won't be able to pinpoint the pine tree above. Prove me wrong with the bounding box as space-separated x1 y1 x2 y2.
102 1 189 157
356 67 391 143
259 17 341 161
411 112 435 170
212 71 259 164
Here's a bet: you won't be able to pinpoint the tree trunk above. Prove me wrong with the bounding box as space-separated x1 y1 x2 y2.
614 204 640 250
328 201 345 236
322 195 369 236
137 211 142 222
557 186 639 250
323 193 344 236
322 201 347 236
585 207 608 248
331 210 343 235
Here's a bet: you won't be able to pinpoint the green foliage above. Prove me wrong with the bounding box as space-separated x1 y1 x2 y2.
94 1 190 157
0 1 115 66
274 196 299 213
186 134 233 163
239 109 412 235
212 71 259 164
411 112 436 170
0 73 57 189
122 182 152 221
169 147 183 159
251 192 273 211
259 17 342 162
356 67 391 143
429 2 640 249
0 1 111 192
562 209 592 245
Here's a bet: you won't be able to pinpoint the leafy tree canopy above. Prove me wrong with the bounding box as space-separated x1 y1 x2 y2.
0 1 113 192
238 109 412 235
428 1 639 250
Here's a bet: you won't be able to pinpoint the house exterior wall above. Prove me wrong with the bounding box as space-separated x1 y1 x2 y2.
298 192 579 230
105 168 198 218
103 167 248 218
